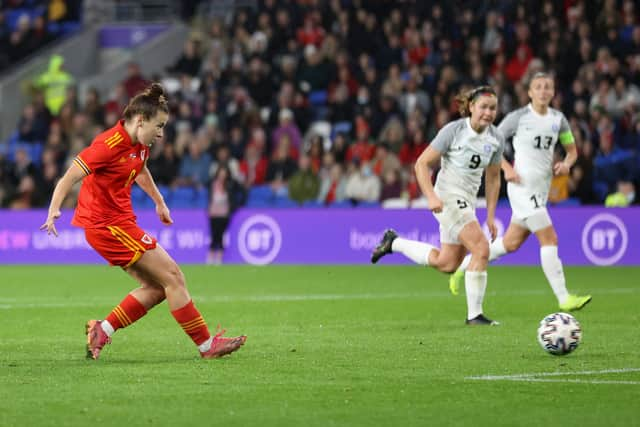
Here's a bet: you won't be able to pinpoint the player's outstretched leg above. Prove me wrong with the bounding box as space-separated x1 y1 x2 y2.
371 229 398 264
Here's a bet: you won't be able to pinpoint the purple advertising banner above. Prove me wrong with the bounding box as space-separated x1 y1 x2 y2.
223 207 640 266
0 208 638 266
99 24 169 48
0 209 210 264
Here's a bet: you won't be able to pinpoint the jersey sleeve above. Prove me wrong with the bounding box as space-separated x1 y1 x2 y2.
558 114 575 146
497 111 520 139
430 121 457 153
490 127 505 165
74 142 111 176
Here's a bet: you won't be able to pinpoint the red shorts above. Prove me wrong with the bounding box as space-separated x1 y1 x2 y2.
84 222 157 267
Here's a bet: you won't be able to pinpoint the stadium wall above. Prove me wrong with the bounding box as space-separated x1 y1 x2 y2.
0 208 637 266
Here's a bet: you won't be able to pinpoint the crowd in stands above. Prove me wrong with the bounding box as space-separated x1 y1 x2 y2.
1 0 640 211
0 0 81 72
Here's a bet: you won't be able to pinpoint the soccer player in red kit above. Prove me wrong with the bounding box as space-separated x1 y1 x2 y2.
41 83 246 360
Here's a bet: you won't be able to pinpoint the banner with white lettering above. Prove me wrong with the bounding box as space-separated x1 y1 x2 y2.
0 208 637 265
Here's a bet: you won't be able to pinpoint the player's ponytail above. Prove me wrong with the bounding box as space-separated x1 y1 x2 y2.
456 85 497 117
123 83 169 121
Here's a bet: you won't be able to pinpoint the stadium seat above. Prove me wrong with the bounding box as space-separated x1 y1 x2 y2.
309 90 328 106
171 186 196 208
248 185 274 203
193 187 209 209
302 199 322 208
327 200 352 208
273 196 298 208
331 121 352 138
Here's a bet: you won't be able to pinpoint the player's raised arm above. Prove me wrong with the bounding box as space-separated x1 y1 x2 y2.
40 163 86 236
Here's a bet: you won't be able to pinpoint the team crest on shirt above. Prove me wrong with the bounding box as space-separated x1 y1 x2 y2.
483 144 492 154
141 234 152 244
552 123 559 132
129 153 137 160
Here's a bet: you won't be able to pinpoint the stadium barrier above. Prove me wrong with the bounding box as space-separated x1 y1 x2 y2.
0 207 637 265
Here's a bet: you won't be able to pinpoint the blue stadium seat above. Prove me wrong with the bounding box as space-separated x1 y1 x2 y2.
193 187 209 209
309 90 328 106
248 185 273 203
171 186 196 208
273 196 298 208
327 200 352 208
332 121 352 138
302 199 322 208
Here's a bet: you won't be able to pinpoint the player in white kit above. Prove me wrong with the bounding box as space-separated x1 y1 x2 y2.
449 73 591 312
371 86 504 325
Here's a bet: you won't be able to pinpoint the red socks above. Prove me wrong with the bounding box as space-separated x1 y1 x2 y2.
105 294 148 330
171 300 211 346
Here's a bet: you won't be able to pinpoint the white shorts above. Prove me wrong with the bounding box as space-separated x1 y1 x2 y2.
507 182 552 232
433 194 478 244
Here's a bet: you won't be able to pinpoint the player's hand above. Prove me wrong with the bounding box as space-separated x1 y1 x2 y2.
40 210 61 237
553 161 570 176
427 195 443 213
156 202 173 225
486 218 498 241
504 168 521 183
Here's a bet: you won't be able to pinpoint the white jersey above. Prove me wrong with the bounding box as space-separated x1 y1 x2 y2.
498 104 574 191
431 118 505 203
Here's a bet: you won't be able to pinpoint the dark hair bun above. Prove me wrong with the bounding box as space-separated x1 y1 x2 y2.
146 83 165 100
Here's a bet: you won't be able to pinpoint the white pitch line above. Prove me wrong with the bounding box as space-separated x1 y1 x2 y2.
466 368 640 385
0 287 638 309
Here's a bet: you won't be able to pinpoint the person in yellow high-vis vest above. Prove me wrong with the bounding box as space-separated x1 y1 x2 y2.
33 54 75 116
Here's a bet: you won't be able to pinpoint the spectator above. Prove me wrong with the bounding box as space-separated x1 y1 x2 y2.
345 159 381 205
122 62 150 99
207 165 245 264
317 163 347 205
32 54 75 116
176 140 212 189
605 181 636 207
265 139 297 197
288 154 319 204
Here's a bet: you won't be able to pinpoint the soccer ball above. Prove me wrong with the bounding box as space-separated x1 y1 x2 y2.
537 312 582 356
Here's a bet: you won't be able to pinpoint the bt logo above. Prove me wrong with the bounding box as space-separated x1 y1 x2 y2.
237 214 282 265
581 213 628 266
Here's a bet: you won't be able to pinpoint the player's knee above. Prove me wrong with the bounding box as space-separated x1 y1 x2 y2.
166 264 186 289
471 242 490 263
439 262 459 274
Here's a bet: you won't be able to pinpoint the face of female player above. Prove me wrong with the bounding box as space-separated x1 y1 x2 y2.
528 77 555 108
469 94 497 131
135 111 169 146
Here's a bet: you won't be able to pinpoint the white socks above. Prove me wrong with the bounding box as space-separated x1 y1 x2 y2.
101 320 115 337
489 237 507 262
391 237 435 266
540 245 569 304
198 336 213 353
456 237 506 273
465 271 487 320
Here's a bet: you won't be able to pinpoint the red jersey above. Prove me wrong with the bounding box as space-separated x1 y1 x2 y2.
72 120 150 228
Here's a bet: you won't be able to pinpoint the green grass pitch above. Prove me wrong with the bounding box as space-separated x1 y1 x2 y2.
1 265 639 427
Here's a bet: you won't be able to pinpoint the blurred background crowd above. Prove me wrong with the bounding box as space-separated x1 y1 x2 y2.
1 0 640 212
